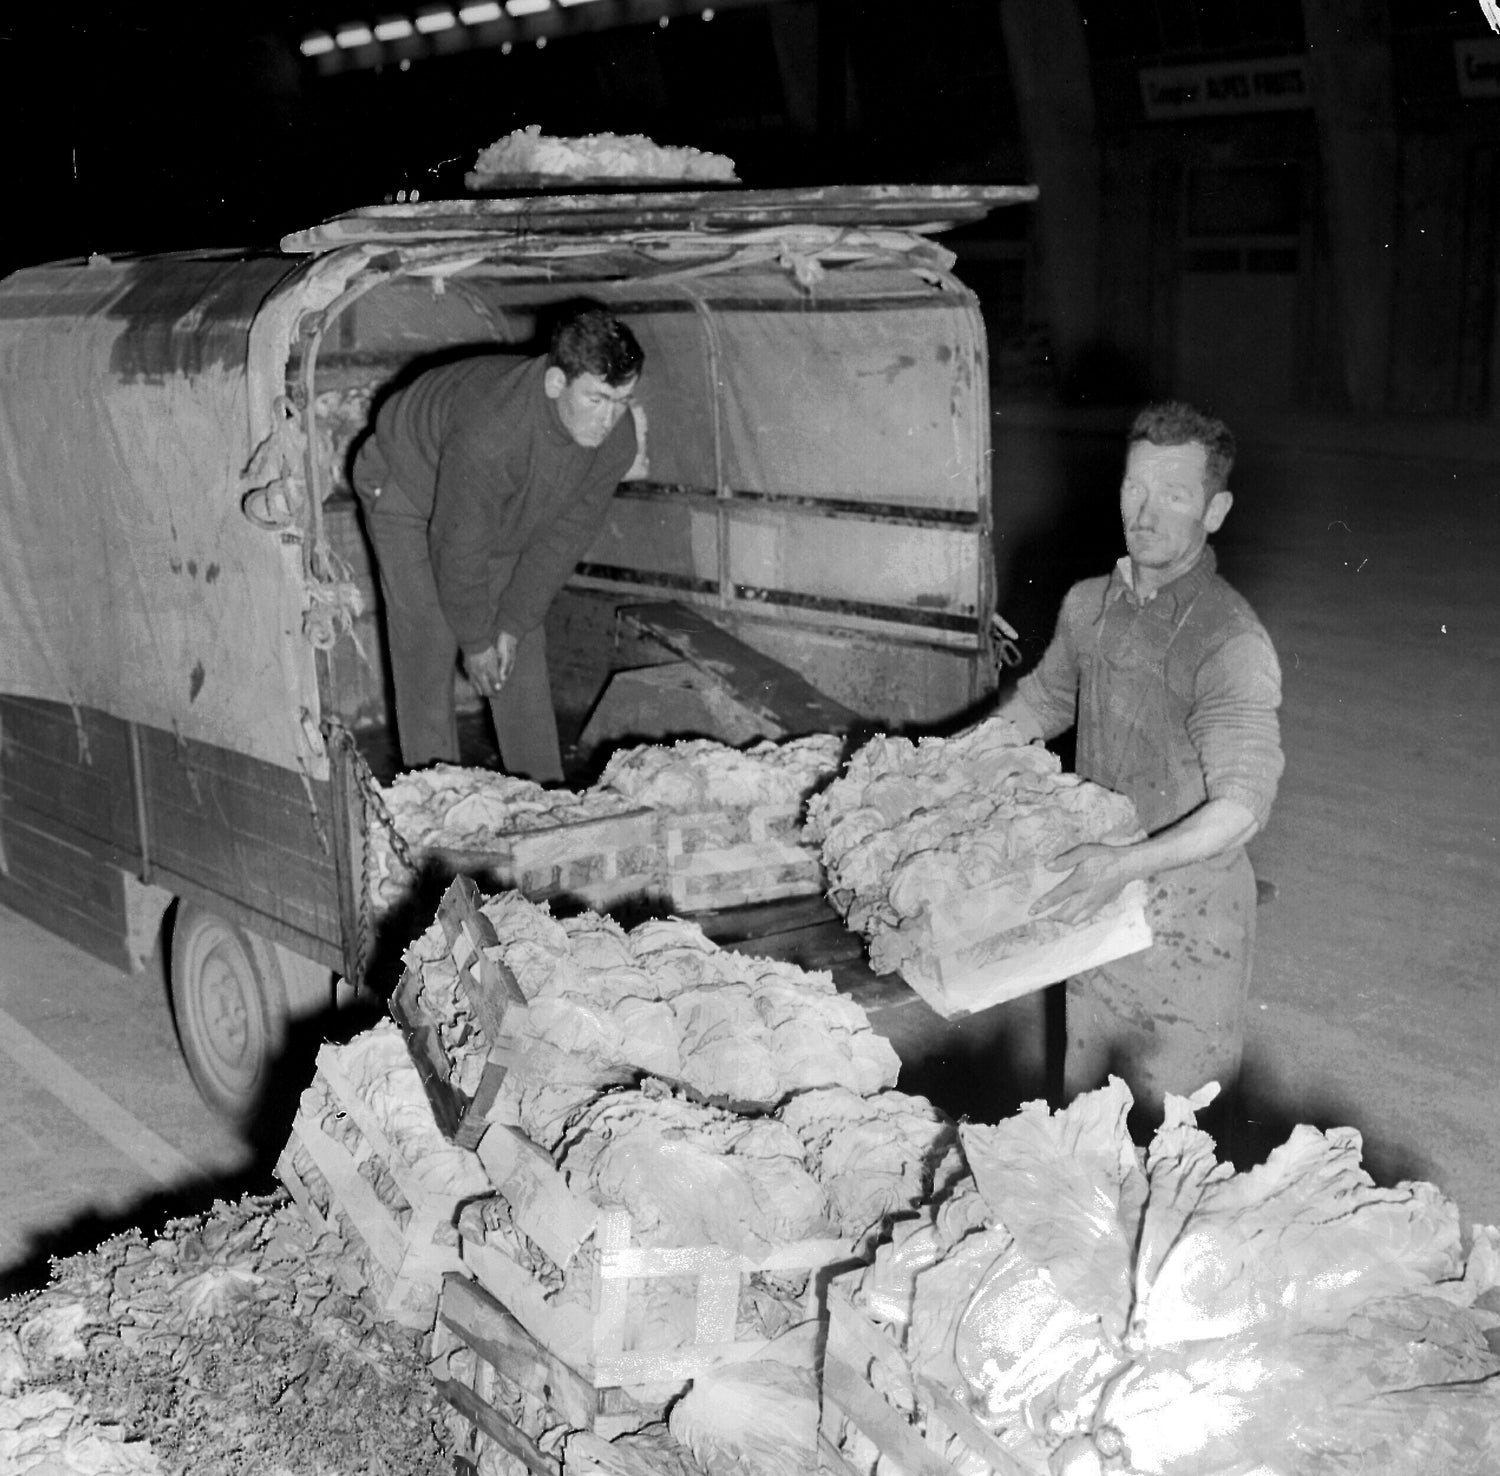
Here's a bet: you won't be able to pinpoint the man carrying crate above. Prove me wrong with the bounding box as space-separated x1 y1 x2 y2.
995 401 1283 1127
353 306 647 782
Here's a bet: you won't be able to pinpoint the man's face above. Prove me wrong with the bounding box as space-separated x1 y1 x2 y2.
1119 440 1231 583
544 368 637 448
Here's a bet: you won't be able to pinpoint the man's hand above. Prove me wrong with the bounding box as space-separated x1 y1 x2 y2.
1030 841 1139 926
465 632 518 698
622 403 650 481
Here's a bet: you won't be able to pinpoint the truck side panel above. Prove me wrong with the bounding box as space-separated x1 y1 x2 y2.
138 726 345 967
0 696 348 975
0 698 141 970
0 810 135 973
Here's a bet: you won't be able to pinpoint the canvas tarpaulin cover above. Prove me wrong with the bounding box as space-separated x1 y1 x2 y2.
562 265 990 642
0 254 323 775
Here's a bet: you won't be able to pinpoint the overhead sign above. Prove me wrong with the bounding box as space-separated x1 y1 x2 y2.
1456 38 1500 99
1140 57 1312 120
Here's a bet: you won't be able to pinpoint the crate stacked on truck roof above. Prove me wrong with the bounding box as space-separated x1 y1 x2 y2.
276 873 964 1474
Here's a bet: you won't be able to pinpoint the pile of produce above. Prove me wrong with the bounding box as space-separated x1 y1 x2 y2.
598 734 843 811
469 125 738 183
0 1194 450 1476
368 733 843 917
403 887 899 1145
367 764 640 911
839 1077 1500 1475
307 881 956 1473
807 716 1144 981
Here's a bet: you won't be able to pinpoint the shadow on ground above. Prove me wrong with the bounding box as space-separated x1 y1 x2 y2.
0 1000 385 1301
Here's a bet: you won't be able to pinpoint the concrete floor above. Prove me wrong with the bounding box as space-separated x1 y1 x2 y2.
1 404 1496 1296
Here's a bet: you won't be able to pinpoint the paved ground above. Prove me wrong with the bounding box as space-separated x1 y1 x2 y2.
0 915 255 1293
1 403 1496 1296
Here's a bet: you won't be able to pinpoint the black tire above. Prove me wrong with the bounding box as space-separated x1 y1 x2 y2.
168 902 289 1130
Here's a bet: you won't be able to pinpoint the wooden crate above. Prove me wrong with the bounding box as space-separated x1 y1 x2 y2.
436 1120 862 1460
436 805 664 913
464 1120 860 1391
388 876 533 1149
664 804 825 912
275 1034 489 1331
819 1280 1031 1476
894 870 1152 1019
381 805 664 919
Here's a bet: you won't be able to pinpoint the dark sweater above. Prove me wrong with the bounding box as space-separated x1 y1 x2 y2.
371 355 635 655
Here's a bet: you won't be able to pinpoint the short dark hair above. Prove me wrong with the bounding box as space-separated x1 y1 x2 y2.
548 308 644 387
1127 401 1236 496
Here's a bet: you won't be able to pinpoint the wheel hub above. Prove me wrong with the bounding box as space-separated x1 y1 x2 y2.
200 952 251 1066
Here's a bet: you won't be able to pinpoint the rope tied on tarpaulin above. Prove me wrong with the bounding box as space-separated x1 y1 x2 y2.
240 395 307 530
239 398 362 650
302 542 366 652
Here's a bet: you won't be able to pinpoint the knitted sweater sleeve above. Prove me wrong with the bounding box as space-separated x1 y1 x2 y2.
1015 581 1096 740
427 432 526 657
1188 628 1285 829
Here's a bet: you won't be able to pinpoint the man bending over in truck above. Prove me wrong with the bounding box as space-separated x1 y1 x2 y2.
352 307 646 781
995 400 1283 1132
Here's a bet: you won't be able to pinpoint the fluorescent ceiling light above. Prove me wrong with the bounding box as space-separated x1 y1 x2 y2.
459 1 503 21
299 31 336 55
414 8 457 31
374 17 415 40
505 0 552 14
557 0 603 6
335 23 375 46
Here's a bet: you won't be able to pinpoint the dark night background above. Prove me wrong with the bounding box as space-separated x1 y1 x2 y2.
4 1 1494 421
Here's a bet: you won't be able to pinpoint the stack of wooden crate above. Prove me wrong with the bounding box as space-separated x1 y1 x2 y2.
374 803 666 920
276 1024 491 1332
662 801 826 913
279 874 895 1474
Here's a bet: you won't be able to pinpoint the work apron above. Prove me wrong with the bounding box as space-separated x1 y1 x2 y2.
1063 592 1257 1121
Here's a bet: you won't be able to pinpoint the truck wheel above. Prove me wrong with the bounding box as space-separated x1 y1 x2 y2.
169 902 288 1130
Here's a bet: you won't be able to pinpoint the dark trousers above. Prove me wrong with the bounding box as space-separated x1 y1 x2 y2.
359 482 564 782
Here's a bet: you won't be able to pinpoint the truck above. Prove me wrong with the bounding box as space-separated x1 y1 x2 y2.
0 182 1034 1125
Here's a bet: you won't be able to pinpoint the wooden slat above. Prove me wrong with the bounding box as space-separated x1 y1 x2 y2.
824 1288 1033 1476
439 1274 597 1432
387 974 471 1141
914 1375 1033 1476
626 603 858 735
476 1125 598 1269
290 1116 407 1276
823 1352 960 1476
0 698 138 852
435 1378 561 1476
0 811 132 971
138 726 341 944
457 1237 597 1388
274 1148 336 1237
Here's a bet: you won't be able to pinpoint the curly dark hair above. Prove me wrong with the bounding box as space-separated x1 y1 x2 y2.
1127 401 1236 495
547 307 644 387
